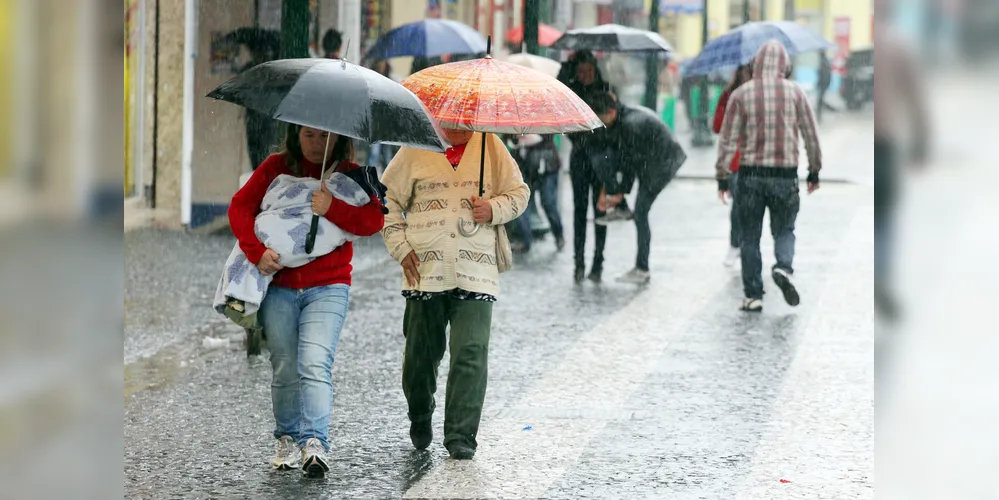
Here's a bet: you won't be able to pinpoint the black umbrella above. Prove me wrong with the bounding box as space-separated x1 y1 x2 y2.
208 58 450 253
550 24 674 52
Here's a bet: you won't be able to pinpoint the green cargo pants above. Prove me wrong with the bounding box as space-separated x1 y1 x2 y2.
402 296 493 451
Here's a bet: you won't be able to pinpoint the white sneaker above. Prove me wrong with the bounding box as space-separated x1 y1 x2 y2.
271 435 300 470
616 268 651 284
301 438 330 477
740 298 763 312
724 247 740 267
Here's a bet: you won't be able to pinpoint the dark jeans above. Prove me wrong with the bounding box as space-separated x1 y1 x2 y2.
514 172 564 250
634 186 662 272
570 150 607 273
402 297 493 451
874 137 897 290
729 171 740 248
735 170 800 299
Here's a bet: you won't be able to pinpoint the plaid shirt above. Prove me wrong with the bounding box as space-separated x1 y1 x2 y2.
716 41 822 180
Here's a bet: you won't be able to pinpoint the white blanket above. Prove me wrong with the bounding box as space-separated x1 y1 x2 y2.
213 173 371 317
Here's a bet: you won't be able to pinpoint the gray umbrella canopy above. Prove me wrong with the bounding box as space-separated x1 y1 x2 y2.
551 24 674 52
207 58 450 152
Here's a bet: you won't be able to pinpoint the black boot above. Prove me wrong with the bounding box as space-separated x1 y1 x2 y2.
410 420 433 450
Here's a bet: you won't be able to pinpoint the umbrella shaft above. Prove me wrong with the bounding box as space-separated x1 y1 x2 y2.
319 133 332 180
478 132 486 198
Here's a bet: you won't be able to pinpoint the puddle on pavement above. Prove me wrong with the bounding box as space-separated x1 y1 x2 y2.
124 320 248 398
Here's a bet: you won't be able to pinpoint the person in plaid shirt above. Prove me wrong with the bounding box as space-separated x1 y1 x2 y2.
715 41 822 312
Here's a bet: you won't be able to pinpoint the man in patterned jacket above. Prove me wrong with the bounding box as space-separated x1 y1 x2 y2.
381 129 529 460
716 41 823 313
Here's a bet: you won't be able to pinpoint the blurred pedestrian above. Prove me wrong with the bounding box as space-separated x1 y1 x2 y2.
716 41 822 313
505 134 565 253
584 91 687 284
816 52 833 123
874 2 929 320
227 124 386 476
219 27 282 170
558 51 620 283
714 63 753 267
380 130 529 460
366 58 399 174
322 29 343 59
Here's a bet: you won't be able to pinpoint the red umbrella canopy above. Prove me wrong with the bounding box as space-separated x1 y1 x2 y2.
401 56 603 135
504 24 563 47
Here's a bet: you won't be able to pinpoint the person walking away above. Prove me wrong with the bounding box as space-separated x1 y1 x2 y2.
874 3 929 320
816 53 833 123
228 124 386 476
380 130 529 460
584 91 687 284
558 51 620 283
505 134 565 253
716 41 822 312
714 64 753 266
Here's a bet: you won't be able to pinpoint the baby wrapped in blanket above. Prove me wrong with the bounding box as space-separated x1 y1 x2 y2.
213 167 386 321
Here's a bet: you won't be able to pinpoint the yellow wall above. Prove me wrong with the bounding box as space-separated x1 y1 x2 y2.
0 0 10 176
824 0 871 50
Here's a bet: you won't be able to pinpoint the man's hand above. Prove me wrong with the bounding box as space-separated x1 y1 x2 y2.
597 188 609 212
257 249 284 276
606 193 624 208
470 195 493 224
718 190 732 205
401 251 421 287
312 183 333 215
807 182 820 194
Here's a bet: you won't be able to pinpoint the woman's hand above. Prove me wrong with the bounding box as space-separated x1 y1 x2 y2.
312 183 333 215
257 249 284 276
401 251 421 287
470 196 493 224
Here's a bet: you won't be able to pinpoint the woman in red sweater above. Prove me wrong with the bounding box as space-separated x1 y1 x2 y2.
228 124 385 476
714 63 752 267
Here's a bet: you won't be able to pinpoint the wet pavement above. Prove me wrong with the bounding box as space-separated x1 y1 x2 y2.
125 160 873 498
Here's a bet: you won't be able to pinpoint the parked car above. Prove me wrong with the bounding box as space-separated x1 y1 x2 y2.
841 48 873 110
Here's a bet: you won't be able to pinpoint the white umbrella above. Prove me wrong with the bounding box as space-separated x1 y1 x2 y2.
502 53 561 78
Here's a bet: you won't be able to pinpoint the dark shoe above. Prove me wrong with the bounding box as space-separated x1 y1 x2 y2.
511 240 529 254
574 268 585 284
555 236 566 252
587 270 602 283
447 443 476 460
410 420 433 450
772 268 800 306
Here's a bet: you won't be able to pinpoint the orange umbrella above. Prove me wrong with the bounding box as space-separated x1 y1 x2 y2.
401 55 602 135
402 41 602 235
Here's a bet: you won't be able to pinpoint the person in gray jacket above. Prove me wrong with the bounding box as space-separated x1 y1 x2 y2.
585 91 687 284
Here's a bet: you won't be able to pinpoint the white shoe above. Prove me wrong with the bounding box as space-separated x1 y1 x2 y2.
616 268 651 284
740 298 763 312
271 435 300 470
301 438 330 477
724 247 740 267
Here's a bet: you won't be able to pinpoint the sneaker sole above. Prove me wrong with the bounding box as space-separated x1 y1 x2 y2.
272 461 299 471
302 456 329 478
772 272 800 306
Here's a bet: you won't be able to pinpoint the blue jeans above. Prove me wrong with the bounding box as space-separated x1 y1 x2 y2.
514 172 564 250
735 172 799 299
259 284 351 451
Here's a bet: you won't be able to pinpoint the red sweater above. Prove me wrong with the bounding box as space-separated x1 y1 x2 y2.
228 153 385 289
713 90 741 173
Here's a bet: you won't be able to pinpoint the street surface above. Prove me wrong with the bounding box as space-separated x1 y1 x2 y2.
125 110 873 499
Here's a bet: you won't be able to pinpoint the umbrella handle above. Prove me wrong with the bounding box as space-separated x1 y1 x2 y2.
305 214 319 254
457 217 480 237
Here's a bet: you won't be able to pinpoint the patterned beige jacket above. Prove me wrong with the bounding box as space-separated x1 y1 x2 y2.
381 133 530 297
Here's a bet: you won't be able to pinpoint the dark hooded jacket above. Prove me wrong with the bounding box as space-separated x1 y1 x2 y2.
588 104 687 195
